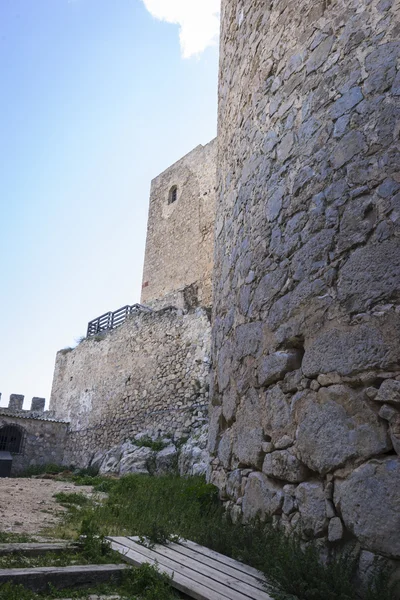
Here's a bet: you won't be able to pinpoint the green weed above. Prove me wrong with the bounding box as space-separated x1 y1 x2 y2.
49 474 396 600
53 492 89 506
133 435 168 452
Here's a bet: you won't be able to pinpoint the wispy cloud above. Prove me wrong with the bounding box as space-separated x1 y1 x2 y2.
141 0 220 58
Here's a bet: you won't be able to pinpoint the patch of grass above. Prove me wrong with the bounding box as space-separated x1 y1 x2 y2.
121 562 177 599
0 532 35 543
17 463 66 478
50 474 396 600
53 492 90 507
59 347 73 355
133 435 168 452
0 550 88 569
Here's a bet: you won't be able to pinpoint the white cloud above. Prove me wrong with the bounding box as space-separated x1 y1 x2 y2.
141 0 220 58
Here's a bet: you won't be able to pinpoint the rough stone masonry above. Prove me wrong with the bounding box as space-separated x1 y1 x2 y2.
210 0 400 570
51 307 211 468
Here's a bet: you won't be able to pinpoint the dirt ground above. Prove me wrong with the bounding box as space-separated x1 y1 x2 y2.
0 478 94 538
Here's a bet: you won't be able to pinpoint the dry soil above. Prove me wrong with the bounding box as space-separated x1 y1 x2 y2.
0 477 94 538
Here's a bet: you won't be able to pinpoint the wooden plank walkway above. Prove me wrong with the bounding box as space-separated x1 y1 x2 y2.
108 536 273 600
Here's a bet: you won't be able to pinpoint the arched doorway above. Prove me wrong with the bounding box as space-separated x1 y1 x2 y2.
0 425 23 453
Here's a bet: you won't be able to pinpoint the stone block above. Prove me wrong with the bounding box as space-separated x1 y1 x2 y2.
232 403 264 470
302 316 400 377
328 517 344 542
334 457 400 558
8 395 24 411
375 379 400 405
296 386 391 474
295 481 328 538
258 350 303 387
261 385 294 444
337 239 400 313
31 398 45 412
242 472 284 521
262 450 309 483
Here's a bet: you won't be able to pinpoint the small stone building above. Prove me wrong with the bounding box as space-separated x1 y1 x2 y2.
0 395 68 474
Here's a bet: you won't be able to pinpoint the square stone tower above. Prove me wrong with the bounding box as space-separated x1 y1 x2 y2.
141 139 217 309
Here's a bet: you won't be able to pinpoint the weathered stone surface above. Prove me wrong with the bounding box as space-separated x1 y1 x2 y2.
226 469 243 502
389 414 400 456
258 350 303 387
99 447 122 475
242 472 284 521
119 446 154 476
295 482 328 538
328 517 344 542
261 385 294 444
296 386 391 474
334 457 400 558
52 308 211 467
213 0 400 562
178 425 209 476
302 317 400 377
262 450 309 483
375 379 400 405
337 240 400 313
155 445 178 474
232 389 264 468
141 139 216 309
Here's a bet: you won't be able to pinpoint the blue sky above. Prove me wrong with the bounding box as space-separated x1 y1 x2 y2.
0 0 219 409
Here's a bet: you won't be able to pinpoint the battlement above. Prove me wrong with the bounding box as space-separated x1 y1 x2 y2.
1 393 46 413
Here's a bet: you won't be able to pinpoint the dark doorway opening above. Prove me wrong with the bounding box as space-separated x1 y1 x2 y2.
0 426 23 453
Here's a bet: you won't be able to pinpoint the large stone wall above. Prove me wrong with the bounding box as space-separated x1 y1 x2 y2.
50 307 211 466
141 140 217 309
211 0 400 567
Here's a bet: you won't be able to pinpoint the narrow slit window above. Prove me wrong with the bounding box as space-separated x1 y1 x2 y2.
168 185 178 204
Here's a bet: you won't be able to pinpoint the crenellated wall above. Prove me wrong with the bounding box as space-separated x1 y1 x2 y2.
210 0 400 567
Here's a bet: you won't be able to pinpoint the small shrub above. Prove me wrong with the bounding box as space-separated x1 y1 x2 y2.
59 347 73 355
54 492 89 506
0 583 38 600
134 435 168 452
18 463 65 478
93 333 107 342
121 563 177 600
78 517 112 562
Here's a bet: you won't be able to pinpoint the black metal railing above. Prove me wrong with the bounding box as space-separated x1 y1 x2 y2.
86 304 152 337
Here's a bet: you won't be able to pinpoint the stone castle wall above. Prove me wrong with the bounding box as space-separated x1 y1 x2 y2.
141 139 217 309
50 307 211 467
210 0 400 566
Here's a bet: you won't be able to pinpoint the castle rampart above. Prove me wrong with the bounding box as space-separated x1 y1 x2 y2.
211 0 400 565
50 306 211 467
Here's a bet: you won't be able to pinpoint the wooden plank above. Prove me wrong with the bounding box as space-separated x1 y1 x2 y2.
0 542 78 557
128 537 270 599
109 538 231 600
0 564 127 592
129 537 268 595
110 537 265 600
179 539 264 579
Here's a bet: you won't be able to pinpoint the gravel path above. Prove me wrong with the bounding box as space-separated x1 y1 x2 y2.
0 478 94 538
